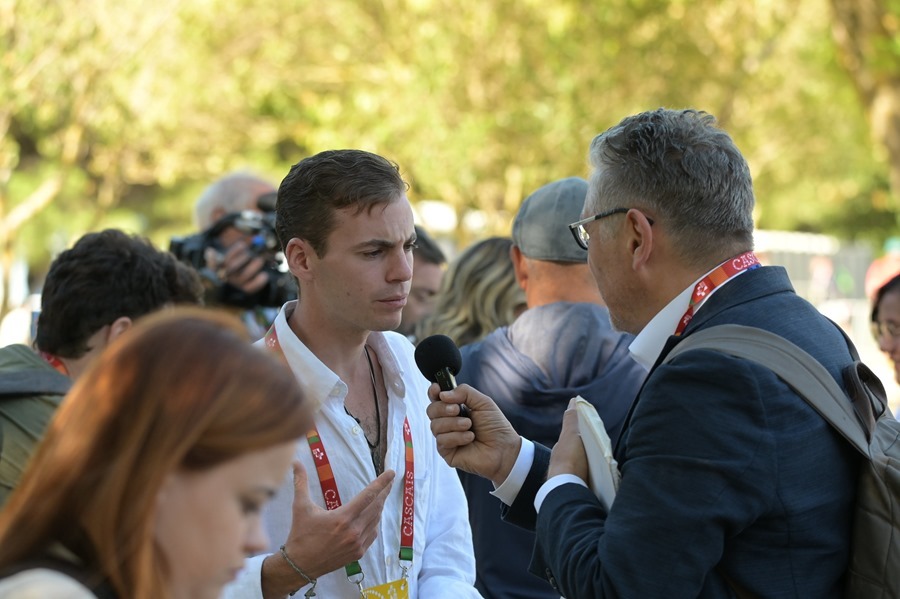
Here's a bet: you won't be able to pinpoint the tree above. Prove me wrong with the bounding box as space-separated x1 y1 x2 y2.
0 0 282 317
830 0 900 219
0 0 891 322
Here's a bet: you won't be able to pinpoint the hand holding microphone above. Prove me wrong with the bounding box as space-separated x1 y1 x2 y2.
417 335 522 484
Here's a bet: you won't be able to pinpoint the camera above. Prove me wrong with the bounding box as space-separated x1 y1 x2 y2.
169 204 296 309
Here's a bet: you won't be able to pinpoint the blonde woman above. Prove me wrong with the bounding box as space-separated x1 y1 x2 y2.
416 236 526 348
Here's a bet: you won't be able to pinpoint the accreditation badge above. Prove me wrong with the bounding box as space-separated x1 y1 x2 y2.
360 578 409 599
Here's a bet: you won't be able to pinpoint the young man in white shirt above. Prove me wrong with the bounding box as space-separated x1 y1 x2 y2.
224 149 480 599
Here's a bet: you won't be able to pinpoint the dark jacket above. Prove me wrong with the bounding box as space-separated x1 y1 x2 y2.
505 267 860 598
0 345 69 506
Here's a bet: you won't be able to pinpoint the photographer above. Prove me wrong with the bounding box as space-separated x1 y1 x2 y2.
172 172 296 338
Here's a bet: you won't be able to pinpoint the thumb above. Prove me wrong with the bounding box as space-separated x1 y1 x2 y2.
560 403 580 436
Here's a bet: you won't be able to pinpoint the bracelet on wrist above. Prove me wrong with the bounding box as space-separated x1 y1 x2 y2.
279 545 317 598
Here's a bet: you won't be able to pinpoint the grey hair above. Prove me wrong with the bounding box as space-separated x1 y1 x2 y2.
193 172 274 230
588 108 754 266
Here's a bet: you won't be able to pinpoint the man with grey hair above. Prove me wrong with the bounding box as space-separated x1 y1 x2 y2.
194 171 276 230
188 171 294 337
427 109 859 597
193 172 277 301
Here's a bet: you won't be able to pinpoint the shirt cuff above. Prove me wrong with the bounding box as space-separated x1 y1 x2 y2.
535 474 588 513
490 437 534 506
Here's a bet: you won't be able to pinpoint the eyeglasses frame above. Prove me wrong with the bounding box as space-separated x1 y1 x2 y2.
568 207 654 250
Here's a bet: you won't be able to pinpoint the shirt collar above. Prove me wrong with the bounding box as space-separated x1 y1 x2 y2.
628 265 751 370
268 301 408 409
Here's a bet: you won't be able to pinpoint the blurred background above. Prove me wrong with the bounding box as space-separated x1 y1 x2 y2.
1 0 899 402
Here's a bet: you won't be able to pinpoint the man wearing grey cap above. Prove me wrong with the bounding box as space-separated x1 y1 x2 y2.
455 177 647 599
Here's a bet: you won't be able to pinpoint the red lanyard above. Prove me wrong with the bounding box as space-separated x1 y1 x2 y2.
264 324 415 577
39 351 68 376
673 251 760 336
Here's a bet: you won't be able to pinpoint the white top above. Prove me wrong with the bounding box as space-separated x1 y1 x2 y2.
0 569 95 598
223 301 479 599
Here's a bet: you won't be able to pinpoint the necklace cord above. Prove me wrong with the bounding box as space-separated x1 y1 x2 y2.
343 345 383 473
362 345 381 450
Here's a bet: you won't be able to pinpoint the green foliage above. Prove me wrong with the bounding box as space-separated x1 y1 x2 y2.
0 0 896 290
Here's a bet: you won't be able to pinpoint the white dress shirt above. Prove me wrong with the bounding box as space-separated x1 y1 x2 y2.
223 301 480 599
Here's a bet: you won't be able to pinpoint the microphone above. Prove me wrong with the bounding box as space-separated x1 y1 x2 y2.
414 334 470 419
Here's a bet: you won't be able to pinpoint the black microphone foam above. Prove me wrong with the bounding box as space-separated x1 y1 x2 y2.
415 334 469 421
414 334 462 383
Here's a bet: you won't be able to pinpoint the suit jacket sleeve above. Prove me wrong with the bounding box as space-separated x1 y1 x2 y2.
531 351 777 598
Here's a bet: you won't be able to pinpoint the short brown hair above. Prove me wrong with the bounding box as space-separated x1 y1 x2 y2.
276 149 408 257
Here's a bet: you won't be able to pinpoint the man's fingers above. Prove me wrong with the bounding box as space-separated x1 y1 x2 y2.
431 430 476 453
350 469 395 511
426 398 470 422
225 255 262 280
223 239 250 259
429 411 475 435
232 264 267 290
370 469 396 497
426 381 442 403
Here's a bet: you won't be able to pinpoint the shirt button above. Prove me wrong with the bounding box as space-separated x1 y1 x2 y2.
352 425 361 435
385 556 393 566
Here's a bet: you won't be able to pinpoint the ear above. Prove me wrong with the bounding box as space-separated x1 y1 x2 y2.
510 245 528 291
624 209 654 272
106 316 133 344
285 237 317 282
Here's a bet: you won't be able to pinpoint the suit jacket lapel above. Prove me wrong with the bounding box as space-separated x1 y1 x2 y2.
614 266 795 459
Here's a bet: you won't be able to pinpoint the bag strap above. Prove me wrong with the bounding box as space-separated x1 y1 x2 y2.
0 370 71 397
662 324 871 458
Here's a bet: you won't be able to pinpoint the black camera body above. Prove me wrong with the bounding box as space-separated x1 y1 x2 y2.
170 210 296 309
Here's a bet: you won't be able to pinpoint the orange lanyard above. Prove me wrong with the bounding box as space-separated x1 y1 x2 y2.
674 251 760 336
39 351 68 376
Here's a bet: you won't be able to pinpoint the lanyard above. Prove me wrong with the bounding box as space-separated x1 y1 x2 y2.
307 422 414 581
673 251 760 336
264 324 415 583
39 351 68 376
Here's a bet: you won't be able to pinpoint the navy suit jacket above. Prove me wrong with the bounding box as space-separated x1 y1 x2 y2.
503 266 860 598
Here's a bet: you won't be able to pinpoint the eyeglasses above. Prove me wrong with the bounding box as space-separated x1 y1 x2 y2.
568 208 654 250
872 320 900 341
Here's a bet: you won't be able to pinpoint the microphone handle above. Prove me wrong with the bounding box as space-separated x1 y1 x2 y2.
435 368 471 419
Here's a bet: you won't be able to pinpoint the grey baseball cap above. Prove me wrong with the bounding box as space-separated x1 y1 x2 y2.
512 177 589 263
